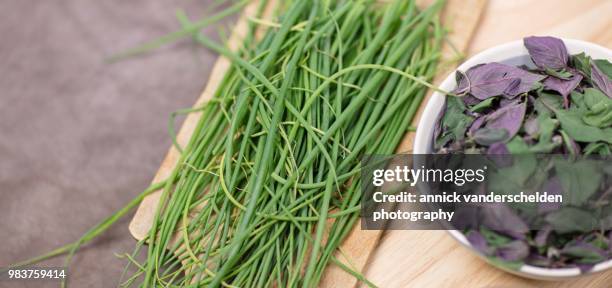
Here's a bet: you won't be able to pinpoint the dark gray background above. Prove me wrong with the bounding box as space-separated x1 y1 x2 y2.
0 1 233 287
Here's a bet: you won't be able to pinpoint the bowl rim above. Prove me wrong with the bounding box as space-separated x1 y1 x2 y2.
413 38 612 279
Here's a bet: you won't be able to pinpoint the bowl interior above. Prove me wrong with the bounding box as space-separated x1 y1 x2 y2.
413 38 612 279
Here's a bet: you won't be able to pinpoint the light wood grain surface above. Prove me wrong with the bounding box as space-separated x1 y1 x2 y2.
130 0 612 287
470 0 612 54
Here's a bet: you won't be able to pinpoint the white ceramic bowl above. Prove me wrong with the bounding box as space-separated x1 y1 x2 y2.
413 38 612 280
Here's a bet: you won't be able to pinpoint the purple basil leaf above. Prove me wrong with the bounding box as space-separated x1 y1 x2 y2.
562 242 607 265
481 203 529 239
592 63 612 98
524 36 569 70
538 176 562 214
453 70 470 96
576 264 595 273
503 78 522 95
458 63 545 100
473 128 508 146
467 231 491 255
487 142 512 167
452 206 480 230
497 240 530 261
544 72 583 108
468 116 485 136
462 94 481 106
534 225 552 247
485 101 527 140
499 97 516 108
487 142 510 155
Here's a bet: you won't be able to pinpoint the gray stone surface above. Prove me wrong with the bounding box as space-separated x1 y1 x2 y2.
0 1 233 287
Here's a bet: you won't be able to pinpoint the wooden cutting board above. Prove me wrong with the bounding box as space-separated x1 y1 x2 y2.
130 0 612 287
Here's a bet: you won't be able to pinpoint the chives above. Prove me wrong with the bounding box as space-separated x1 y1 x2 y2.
9 1 446 287
139 1 444 286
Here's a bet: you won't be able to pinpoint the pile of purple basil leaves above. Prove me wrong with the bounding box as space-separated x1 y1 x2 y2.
435 36 612 271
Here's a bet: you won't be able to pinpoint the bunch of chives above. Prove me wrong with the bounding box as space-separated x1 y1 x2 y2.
124 0 444 287
8 0 445 287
